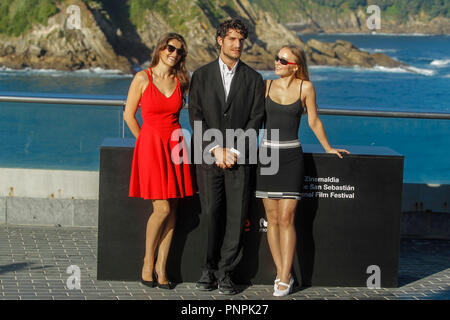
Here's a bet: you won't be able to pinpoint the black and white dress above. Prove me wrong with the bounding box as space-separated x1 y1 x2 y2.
255 80 305 200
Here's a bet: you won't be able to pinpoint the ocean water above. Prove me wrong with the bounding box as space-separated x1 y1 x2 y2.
0 35 449 184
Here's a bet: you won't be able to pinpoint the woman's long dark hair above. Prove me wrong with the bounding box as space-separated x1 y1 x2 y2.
282 45 310 81
149 33 190 95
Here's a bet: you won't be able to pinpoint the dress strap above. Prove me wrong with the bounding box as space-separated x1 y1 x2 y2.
144 68 152 82
299 80 303 97
299 80 304 108
267 79 273 95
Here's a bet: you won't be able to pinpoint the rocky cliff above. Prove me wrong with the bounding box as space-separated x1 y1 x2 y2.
0 0 407 74
251 0 450 34
0 1 131 72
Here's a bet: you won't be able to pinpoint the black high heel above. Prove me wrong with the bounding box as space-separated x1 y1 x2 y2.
141 267 156 288
140 279 156 288
155 272 173 290
157 281 173 290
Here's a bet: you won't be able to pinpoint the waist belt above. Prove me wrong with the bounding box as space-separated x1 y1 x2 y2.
262 139 301 148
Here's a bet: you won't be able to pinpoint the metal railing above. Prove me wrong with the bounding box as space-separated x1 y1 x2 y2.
0 96 125 107
1 95 449 138
0 95 127 138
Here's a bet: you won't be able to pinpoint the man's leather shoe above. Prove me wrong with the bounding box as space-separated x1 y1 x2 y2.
195 270 216 291
218 274 237 295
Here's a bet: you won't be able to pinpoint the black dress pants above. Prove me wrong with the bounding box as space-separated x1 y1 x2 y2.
196 164 252 281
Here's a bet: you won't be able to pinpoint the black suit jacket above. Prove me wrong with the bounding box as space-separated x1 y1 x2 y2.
188 59 265 165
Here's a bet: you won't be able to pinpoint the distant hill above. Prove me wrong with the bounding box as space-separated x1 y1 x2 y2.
250 0 450 34
0 0 419 72
1 0 448 38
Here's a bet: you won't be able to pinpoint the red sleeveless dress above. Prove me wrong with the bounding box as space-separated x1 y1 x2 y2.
128 68 195 200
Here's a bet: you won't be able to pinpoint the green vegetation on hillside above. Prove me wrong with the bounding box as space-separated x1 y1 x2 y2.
79 0 233 35
127 0 169 27
0 0 448 38
126 0 234 32
0 0 58 36
250 0 450 23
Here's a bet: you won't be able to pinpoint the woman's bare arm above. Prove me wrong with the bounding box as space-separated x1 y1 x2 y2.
304 81 349 158
123 72 147 139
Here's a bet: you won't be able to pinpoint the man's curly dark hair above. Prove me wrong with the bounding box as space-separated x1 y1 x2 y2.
216 19 249 49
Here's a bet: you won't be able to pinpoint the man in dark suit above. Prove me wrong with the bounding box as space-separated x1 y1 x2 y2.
188 19 265 295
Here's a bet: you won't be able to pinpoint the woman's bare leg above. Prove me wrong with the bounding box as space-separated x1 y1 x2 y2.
277 199 298 290
154 199 179 284
263 198 282 281
141 199 171 281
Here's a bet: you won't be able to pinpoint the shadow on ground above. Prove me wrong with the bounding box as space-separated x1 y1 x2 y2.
0 262 54 275
398 239 450 286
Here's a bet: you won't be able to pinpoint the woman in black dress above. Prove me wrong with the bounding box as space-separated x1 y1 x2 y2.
255 45 349 296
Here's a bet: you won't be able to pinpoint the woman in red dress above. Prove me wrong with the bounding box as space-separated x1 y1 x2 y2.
123 33 195 289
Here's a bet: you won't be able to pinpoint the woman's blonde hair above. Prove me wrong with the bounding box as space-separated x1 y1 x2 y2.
282 45 309 81
149 33 190 95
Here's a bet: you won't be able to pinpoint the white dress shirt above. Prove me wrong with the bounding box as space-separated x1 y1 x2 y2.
218 55 239 101
209 56 241 157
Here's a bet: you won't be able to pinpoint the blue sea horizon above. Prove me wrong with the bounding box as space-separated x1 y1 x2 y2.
0 34 449 184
